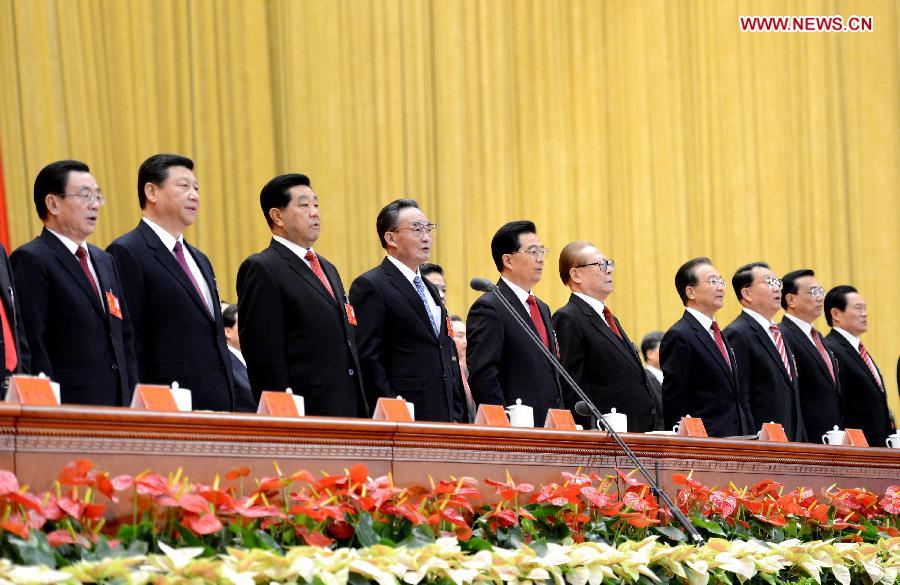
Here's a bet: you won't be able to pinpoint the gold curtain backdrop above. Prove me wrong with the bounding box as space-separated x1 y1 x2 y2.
1 0 898 421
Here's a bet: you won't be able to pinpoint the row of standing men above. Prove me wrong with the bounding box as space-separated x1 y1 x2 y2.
0 157 893 447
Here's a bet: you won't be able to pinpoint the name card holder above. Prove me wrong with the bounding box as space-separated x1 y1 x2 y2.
678 416 708 438
257 391 301 417
474 404 510 427
131 384 178 411
759 422 789 443
372 397 414 422
544 408 577 430
5 375 58 406
843 428 869 447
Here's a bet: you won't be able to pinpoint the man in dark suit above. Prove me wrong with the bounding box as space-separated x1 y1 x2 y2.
779 269 841 442
640 331 665 426
0 243 30 394
237 173 367 417
724 262 806 441
823 285 894 447
662 257 753 437
11 160 137 406
552 241 661 431
221 304 257 412
349 199 464 422
107 154 234 411
466 220 562 425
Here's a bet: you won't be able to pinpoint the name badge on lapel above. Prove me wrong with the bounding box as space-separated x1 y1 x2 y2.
446 315 455 338
106 291 123 319
344 300 357 326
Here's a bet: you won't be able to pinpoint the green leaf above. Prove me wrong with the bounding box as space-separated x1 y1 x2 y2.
460 537 493 553
653 525 688 543
348 572 371 585
757 572 777 585
173 522 215 557
9 532 57 569
255 530 284 554
404 525 435 549
354 512 380 548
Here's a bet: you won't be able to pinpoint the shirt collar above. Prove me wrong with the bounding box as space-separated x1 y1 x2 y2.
685 306 714 331
386 254 419 283
227 345 246 367
572 291 606 317
647 365 663 383
742 307 776 330
500 276 531 304
46 227 85 256
272 235 311 262
142 217 183 252
832 327 860 349
783 312 814 338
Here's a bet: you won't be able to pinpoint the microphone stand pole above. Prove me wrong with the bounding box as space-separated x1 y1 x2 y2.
471 279 704 545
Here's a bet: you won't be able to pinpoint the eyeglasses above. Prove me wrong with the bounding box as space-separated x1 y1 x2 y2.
800 286 826 298
58 190 106 206
511 246 550 260
393 222 438 236
763 276 783 290
576 258 615 272
700 277 726 287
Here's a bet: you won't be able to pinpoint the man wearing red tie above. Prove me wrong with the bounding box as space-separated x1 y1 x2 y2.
466 220 563 426
11 160 136 406
237 173 367 417
661 257 753 438
724 262 806 442
824 285 894 447
0 243 29 394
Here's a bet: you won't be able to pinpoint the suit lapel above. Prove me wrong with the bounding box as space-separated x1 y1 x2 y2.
831 330 883 389
273 240 339 308
40 230 104 316
742 312 792 384
137 222 212 321
685 311 733 381
782 319 833 383
383 258 436 335
572 295 638 366
496 280 535 332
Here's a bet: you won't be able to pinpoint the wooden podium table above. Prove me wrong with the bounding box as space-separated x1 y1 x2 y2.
1 404 898 495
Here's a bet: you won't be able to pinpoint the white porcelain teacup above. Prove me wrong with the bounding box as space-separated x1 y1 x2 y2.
171 386 192 412
821 426 846 445
601 408 628 433
885 434 900 449
506 399 534 428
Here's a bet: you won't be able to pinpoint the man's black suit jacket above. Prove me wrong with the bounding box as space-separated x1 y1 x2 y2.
237 240 367 417
11 229 137 405
466 279 563 426
645 369 664 429
349 257 464 422
724 311 806 442
227 350 257 413
552 294 661 431
0 243 30 384
108 221 234 411
779 317 842 442
661 311 753 437
824 330 893 447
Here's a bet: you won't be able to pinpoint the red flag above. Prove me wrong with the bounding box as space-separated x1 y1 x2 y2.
0 145 10 249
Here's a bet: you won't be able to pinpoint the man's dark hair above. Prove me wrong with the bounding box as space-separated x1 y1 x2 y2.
222 304 238 329
781 269 815 309
450 314 463 323
824 285 857 327
33 160 90 220
420 263 443 277
640 331 664 360
674 257 712 306
376 198 420 249
259 173 312 227
490 220 537 272
137 154 194 208
731 261 770 302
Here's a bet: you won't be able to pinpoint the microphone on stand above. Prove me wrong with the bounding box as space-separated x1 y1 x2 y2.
469 277 705 545
574 400 599 430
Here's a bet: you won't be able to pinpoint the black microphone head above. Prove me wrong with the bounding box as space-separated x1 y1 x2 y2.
574 401 593 417
470 277 494 292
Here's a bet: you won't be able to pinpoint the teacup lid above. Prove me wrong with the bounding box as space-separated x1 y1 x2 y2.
515 398 523 406
832 425 841 431
172 381 180 390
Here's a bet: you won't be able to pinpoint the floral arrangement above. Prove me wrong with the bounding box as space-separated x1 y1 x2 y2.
0 460 898 584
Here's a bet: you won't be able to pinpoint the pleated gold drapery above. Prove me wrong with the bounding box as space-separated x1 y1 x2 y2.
1 0 898 420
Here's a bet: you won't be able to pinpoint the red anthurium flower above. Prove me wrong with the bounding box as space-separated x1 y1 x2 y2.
0 519 28 538
8 491 43 515
326 520 355 539
616 469 644 487
82 503 105 520
580 486 614 508
620 512 659 528
185 512 224 535
296 526 334 547
58 460 95 486
347 464 368 486
179 494 212 515
750 479 783 497
57 497 85 519
0 469 20 495
561 472 593 486
135 473 173 498
225 466 251 480
623 490 654 512
110 475 133 491
47 530 77 546
256 476 287 494
439 507 468 527
879 486 900 514
95 474 118 502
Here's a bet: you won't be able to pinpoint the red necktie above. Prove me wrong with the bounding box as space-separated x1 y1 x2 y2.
526 294 550 348
0 299 16 372
710 321 731 369
173 241 210 315
811 328 835 382
768 324 793 380
602 306 623 340
74 247 101 300
305 250 335 299
858 342 884 392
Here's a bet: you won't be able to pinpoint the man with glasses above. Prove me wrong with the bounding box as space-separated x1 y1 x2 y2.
723 262 806 441
349 199 465 422
467 220 563 426
108 154 234 411
661 257 752 437
552 242 662 431
824 285 894 447
11 160 137 406
778 270 842 442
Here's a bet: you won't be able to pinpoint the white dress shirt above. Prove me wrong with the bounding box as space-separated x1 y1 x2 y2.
387 255 440 328
142 217 213 314
572 292 613 329
272 235 314 268
46 228 101 299
686 307 716 340
783 312 817 347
